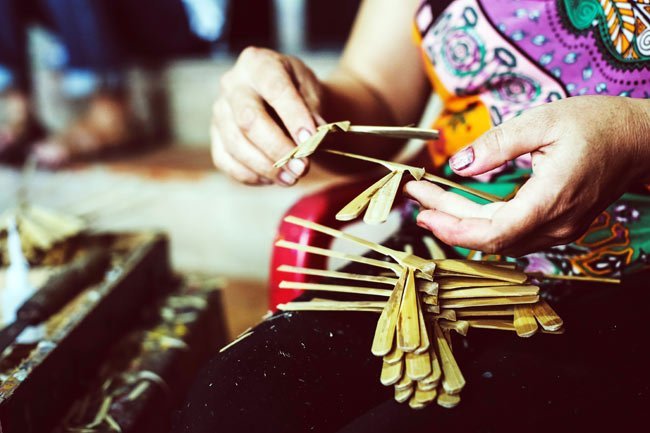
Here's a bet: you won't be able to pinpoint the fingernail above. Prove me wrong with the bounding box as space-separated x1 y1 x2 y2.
278 170 296 186
288 158 306 177
449 146 475 171
297 128 312 144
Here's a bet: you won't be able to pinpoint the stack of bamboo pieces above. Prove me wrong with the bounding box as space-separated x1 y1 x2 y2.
274 216 613 409
0 205 85 261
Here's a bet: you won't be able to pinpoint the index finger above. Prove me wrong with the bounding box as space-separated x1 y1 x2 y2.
415 178 551 255
246 55 317 144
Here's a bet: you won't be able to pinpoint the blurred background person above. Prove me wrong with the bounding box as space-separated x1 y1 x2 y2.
0 0 228 167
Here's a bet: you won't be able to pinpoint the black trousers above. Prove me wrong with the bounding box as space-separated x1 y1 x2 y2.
0 0 208 89
171 224 650 433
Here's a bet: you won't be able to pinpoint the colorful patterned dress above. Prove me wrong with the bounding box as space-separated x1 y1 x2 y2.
414 0 650 277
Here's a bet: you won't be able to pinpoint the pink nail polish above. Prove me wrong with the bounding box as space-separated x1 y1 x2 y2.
297 128 312 144
449 146 475 171
288 158 306 176
278 170 296 186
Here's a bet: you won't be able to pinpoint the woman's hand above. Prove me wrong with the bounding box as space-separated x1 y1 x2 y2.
405 96 650 257
211 47 324 186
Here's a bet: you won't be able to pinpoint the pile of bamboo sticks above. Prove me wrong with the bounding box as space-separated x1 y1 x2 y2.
0 205 85 261
275 216 615 409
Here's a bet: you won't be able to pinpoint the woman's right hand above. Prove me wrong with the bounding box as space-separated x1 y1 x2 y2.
211 47 325 186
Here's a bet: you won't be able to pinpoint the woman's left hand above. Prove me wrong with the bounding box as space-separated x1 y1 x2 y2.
405 96 650 257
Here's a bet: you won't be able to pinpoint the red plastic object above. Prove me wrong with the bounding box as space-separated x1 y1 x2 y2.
269 178 378 310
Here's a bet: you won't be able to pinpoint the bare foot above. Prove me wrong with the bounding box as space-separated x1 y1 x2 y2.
32 93 139 168
0 90 43 162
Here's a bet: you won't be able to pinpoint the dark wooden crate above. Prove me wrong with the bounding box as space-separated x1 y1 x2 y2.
0 233 172 433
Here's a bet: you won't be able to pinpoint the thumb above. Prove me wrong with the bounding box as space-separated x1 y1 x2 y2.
449 108 552 177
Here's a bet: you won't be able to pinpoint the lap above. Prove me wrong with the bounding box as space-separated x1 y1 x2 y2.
172 272 650 433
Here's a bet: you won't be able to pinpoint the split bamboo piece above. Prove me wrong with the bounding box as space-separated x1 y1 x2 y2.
364 171 403 225
274 121 439 167
380 361 404 386
394 386 413 403
527 272 620 284
397 268 420 351
468 319 516 332
437 390 461 408
441 295 539 309
277 265 398 286
384 347 404 364
405 351 432 381
437 277 520 290
325 149 499 202
335 172 395 221
284 216 436 279
275 240 403 275
434 322 465 395
456 307 514 318
372 268 408 356
279 281 391 297
532 300 563 331
438 285 539 299
513 305 538 337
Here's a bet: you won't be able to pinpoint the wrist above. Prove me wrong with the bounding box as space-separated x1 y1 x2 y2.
627 98 650 183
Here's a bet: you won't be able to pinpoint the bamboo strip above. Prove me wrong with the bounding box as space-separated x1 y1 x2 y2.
372 268 408 356
434 322 465 395
438 285 539 299
384 346 404 364
433 260 527 283
456 307 514 318
409 396 427 410
394 386 413 403
414 387 438 404
513 305 538 338
325 149 425 180
394 374 413 391
414 300 431 354
437 277 519 290
441 295 539 309
380 360 404 386
284 216 435 279
275 240 402 275
347 124 439 140
405 351 432 381
467 319 515 331
437 390 461 408
528 272 620 284
532 300 564 331
277 301 384 312
364 170 403 225
422 173 501 202
336 172 395 221
279 281 391 297
397 268 421 351
277 265 398 286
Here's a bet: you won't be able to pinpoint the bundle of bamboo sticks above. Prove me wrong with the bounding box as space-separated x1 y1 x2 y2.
275 216 616 409
0 205 85 261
